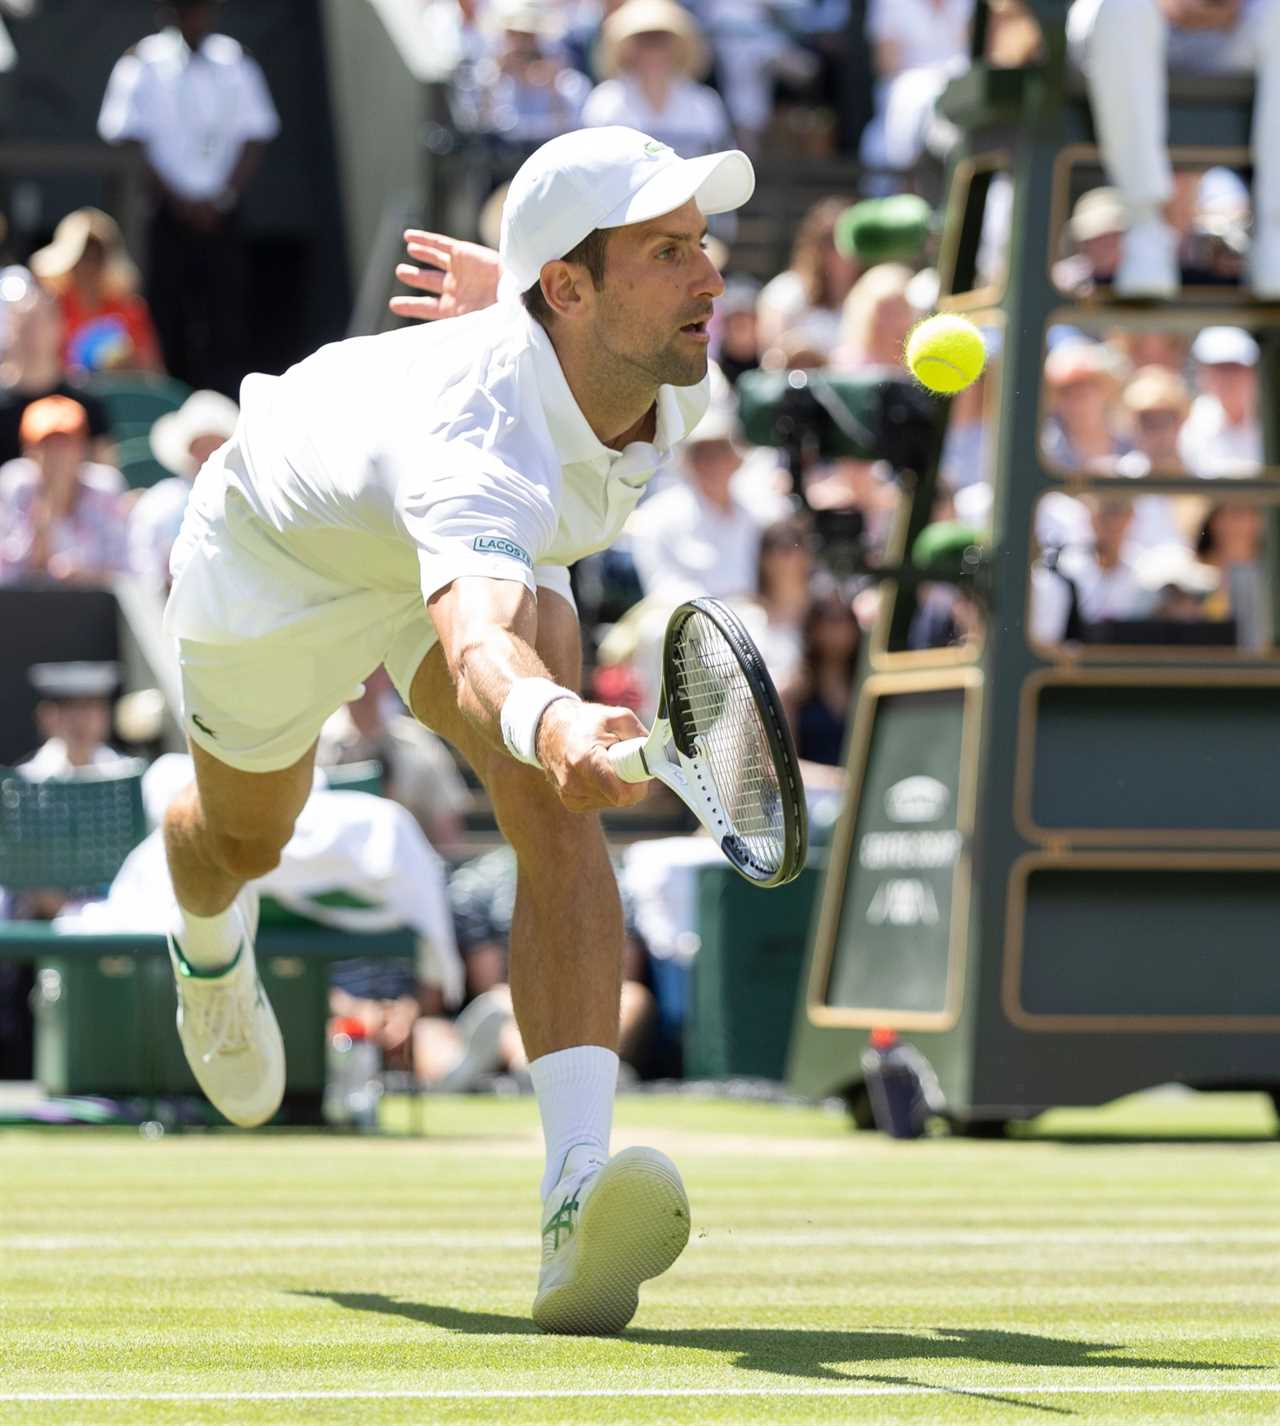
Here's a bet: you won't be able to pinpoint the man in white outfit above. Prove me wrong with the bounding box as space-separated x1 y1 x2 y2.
1068 0 1280 297
158 126 752 1336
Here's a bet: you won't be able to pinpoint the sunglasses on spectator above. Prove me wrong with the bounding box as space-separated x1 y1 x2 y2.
1135 408 1182 428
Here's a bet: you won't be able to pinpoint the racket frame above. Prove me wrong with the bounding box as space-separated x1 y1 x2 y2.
612 598 807 888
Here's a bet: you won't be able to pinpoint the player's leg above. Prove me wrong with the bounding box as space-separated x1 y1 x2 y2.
407 593 621 1150
165 737 317 928
406 591 689 1333
161 739 318 1128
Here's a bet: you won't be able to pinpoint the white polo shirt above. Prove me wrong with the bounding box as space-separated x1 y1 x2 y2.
97 28 280 202
167 301 708 643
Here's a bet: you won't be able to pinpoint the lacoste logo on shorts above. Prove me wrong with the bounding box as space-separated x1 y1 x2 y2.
191 713 217 739
473 535 532 567
643 140 669 158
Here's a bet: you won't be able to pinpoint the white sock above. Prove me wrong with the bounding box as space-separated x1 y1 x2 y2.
172 903 242 972
529 1045 618 1200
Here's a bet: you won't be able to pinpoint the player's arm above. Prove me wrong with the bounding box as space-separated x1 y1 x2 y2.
428 575 648 812
390 231 502 322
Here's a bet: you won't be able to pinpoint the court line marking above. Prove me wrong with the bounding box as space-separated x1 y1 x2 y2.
1 1384 1278 1403
4 1229 1280 1253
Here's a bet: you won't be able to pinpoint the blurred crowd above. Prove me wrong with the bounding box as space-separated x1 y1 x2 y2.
1 0 1278 1092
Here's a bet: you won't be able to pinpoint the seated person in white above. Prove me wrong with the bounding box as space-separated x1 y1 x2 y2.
627 390 779 602
16 660 131 781
1031 497 1157 642
127 389 239 594
1177 326 1263 476
63 751 463 1011
859 0 973 172
583 0 732 157
1068 0 1280 297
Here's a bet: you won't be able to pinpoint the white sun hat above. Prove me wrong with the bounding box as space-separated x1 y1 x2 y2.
499 126 754 295
150 389 240 479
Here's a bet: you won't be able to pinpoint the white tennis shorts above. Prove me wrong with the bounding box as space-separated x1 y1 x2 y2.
166 439 576 775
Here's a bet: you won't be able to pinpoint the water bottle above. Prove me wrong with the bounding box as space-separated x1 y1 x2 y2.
324 1017 382 1130
860 1028 942 1139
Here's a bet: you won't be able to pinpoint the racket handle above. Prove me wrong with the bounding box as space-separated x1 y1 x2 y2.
607 737 651 784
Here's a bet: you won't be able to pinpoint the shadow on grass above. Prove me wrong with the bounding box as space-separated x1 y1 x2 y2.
295 1292 1268 1415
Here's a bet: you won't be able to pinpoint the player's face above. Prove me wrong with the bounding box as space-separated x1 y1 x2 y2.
589 200 725 388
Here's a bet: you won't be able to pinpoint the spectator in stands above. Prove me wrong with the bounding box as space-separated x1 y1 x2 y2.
0 270 114 465
97 0 281 395
1116 365 1191 476
0 396 130 585
1040 339 1129 472
712 275 761 384
629 386 777 601
756 197 860 354
1067 0 1280 297
583 0 732 157
127 387 238 593
860 0 974 173
1179 325 1262 476
836 261 917 369
1197 501 1268 645
748 515 814 691
16 661 130 780
691 0 823 152
1133 541 1221 622
466 0 592 143
1110 365 1190 549
1031 496 1154 643
316 666 471 860
1108 326 1191 374
1053 187 1127 295
30 208 163 376
787 589 859 766
421 846 656 1087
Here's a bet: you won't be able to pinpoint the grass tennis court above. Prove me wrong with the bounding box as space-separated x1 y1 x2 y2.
2 1093 1277 1425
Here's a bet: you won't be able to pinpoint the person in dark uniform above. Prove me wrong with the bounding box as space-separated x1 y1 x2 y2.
97 0 280 396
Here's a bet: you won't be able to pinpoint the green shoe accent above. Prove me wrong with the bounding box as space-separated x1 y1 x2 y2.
542 1187 582 1251
171 938 244 980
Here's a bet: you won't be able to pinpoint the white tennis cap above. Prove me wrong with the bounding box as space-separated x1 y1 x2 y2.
499 126 755 294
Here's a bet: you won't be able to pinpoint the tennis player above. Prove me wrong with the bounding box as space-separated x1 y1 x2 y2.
160 126 754 1335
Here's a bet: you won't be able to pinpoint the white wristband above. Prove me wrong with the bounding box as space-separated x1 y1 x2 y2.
500 677 580 767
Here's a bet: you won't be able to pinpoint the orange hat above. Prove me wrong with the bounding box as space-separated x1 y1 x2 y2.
20 395 88 446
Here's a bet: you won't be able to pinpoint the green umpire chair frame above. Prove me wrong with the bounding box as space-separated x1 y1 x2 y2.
788 0 1280 1131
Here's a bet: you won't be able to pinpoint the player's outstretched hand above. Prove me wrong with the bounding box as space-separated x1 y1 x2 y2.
390 230 502 322
537 700 650 813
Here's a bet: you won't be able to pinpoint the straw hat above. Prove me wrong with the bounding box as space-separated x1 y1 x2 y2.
30 208 139 295
597 0 710 80
150 390 240 479
1121 365 1190 415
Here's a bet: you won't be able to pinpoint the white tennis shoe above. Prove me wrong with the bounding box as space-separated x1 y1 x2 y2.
168 888 285 1128
532 1145 690 1335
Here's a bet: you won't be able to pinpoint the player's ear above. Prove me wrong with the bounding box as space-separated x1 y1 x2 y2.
540 260 590 323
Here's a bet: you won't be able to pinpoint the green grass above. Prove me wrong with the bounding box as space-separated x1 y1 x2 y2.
2 1093 1278 1425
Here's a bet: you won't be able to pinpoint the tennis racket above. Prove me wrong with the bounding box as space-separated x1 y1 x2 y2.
608 597 807 888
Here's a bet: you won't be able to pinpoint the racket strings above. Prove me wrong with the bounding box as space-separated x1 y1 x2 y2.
673 613 786 871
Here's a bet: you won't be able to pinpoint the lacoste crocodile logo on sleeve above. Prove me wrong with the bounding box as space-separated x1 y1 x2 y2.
473 535 533 567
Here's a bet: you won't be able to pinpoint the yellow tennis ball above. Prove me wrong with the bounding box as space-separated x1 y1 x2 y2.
904 314 986 395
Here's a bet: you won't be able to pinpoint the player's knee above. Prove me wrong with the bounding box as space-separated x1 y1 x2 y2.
210 832 287 884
